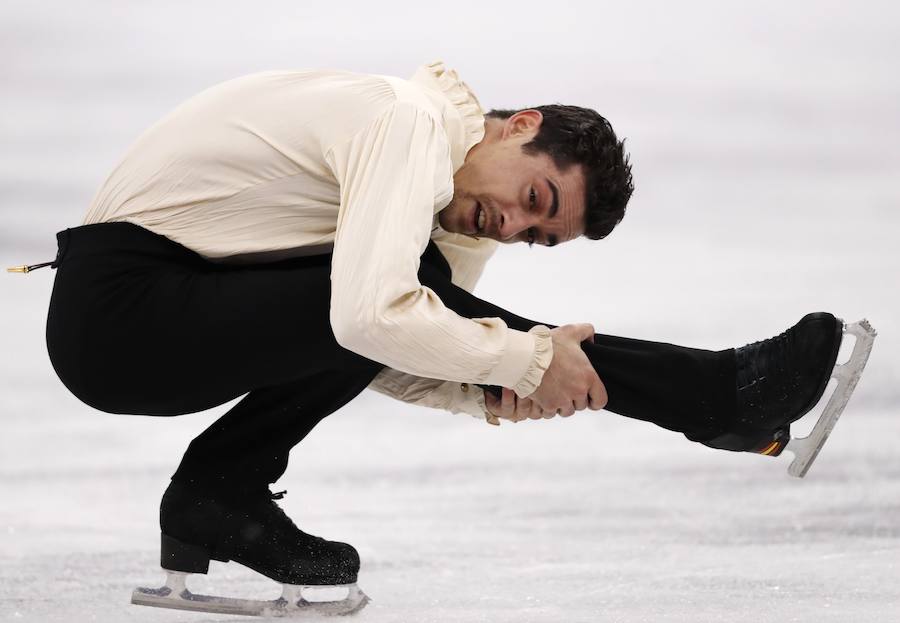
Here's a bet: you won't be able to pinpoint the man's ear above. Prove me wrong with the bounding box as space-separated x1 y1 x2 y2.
503 109 543 139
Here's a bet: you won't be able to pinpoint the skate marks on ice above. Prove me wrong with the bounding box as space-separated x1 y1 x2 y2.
132 570 369 617
785 319 877 478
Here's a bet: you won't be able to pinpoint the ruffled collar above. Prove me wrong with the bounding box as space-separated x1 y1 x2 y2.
410 60 485 173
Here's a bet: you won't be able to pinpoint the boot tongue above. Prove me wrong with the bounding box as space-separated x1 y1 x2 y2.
736 330 789 392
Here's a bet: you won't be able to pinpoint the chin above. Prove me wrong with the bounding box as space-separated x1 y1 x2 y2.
438 204 461 233
437 210 452 232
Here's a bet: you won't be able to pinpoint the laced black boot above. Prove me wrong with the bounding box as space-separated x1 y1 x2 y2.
704 312 843 456
159 479 359 585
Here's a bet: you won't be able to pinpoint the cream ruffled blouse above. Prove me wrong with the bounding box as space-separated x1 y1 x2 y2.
81 60 552 423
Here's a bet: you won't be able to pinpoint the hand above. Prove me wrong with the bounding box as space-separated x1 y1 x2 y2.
485 387 560 423
527 323 607 416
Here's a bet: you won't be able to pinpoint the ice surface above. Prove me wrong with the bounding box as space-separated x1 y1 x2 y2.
2 1 899 621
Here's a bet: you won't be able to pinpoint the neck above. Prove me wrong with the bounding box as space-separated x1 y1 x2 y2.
464 118 503 164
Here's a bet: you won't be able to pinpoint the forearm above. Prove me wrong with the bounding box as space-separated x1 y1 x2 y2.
368 367 492 422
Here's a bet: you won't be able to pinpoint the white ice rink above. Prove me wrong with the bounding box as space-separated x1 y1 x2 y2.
2 2 898 621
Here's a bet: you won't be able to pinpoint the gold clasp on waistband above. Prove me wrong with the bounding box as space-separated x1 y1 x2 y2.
7 261 55 273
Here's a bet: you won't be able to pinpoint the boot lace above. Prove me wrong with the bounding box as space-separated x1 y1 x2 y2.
263 489 327 544
736 328 791 392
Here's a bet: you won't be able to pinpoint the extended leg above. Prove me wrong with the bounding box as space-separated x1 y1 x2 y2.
416 261 876 474
415 260 737 442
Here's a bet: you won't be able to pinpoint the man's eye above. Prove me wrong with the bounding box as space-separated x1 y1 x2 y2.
527 188 537 246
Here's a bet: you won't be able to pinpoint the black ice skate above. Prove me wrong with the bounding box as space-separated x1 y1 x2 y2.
131 480 369 616
705 312 876 477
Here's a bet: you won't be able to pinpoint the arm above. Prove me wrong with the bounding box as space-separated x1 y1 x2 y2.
367 231 502 424
367 368 496 423
325 101 552 397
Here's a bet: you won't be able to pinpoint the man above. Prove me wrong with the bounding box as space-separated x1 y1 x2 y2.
11 60 871 614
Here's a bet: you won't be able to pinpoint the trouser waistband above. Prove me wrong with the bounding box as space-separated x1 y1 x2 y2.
8 222 205 274
53 222 206 267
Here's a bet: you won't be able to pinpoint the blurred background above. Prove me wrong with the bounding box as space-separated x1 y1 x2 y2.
1 1 898 621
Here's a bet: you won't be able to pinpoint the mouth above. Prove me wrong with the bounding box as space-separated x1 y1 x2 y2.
472 202 488 236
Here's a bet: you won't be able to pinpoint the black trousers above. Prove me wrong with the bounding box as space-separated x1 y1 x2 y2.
45 222 735 493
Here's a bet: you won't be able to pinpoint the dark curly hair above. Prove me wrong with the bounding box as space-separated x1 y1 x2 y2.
485 105 633 240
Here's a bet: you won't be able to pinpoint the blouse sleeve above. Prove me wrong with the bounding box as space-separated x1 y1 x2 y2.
325 101 552 397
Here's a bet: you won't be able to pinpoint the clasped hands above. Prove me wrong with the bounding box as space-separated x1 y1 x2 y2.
484 323 608 424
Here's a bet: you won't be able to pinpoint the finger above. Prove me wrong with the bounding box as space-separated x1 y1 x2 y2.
528 398 546 420
509 395 526 422
501 387 514 416
560 401 577 417
484 389 500 418
588 375 608 410
513 393 530 422
515 397 531 420
578 323 595 342
527 400 544 420
530 393 549 413
493 390 513 421
573 395 588 412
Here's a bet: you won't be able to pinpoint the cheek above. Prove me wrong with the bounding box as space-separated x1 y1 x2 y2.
463 160 496 191
452 168 475 199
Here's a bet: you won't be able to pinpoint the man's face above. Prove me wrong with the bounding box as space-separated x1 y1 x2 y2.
439 110 586 247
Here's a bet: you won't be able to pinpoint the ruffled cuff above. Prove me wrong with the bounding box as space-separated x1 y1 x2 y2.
512 325 553 399
449 381 499 425
472 388 500 426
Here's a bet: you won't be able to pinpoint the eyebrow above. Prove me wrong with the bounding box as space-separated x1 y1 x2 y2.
546 178 559 247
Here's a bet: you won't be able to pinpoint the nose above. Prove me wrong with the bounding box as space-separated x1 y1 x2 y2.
497 205 534 242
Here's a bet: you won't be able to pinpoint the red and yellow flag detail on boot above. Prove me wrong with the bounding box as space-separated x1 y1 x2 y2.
759 440 783 456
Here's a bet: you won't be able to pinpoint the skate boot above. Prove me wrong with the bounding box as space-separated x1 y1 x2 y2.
131 479 369 616
704 312 876 477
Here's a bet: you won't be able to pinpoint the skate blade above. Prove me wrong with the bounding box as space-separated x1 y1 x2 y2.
784 318 877 478
131 570 370 617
